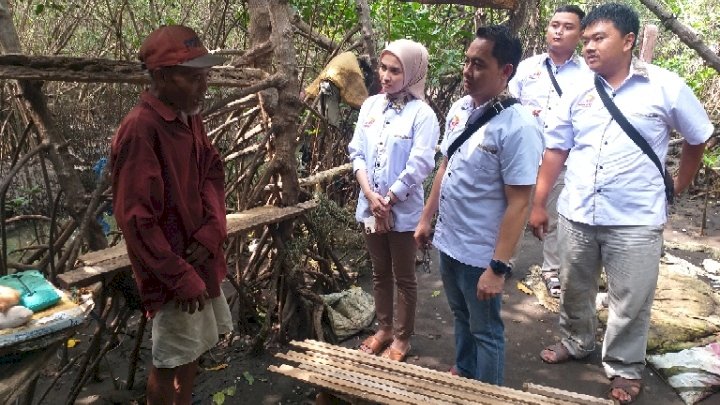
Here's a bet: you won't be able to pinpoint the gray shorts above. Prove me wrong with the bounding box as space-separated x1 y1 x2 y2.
151 290 233 368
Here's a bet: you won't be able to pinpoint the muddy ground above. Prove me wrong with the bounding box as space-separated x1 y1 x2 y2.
32 193 720 405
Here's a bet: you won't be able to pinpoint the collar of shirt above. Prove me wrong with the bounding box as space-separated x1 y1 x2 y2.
461 89 514 113
596 57 650 92
140 91 183 123
545 52 582 70
384 93 413 114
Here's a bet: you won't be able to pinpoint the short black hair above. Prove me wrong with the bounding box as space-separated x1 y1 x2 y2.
475 25 522 81
554 4 585 21
581 3 639 48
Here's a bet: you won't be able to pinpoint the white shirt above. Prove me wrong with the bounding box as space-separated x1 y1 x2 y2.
349 94 440 232
545 58 714 226
509 52 590 132
432 95 543 268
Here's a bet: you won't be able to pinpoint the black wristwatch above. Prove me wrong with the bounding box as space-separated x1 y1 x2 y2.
489 259 512 278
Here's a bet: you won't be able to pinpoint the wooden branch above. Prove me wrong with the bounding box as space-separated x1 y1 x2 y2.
298 163 352 187
395 0 518 10
290 7 338 51
0 55 269 87
639 0 720 73
226 40 274 66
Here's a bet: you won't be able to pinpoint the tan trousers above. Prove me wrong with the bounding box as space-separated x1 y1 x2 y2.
364 231 417 339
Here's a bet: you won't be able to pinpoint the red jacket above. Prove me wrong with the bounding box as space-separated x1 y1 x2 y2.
111 91 227 316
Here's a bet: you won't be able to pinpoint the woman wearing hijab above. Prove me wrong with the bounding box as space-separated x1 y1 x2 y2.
348 39 440 361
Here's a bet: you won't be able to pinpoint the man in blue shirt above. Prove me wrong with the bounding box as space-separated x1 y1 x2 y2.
509 5 589 298
415 25 542 385
529 4 713 403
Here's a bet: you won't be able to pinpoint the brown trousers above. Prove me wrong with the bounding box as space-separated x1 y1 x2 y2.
364 231 417 339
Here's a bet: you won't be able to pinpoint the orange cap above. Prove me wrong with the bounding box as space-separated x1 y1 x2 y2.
138 25 225 70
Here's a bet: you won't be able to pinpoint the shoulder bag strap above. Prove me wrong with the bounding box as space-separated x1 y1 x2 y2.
593 75 664 177
544 58 563 96
594 75 674 203
447 98 518 160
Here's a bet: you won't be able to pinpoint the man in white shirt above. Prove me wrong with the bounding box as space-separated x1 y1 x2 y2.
415 25 542 385
509 5 589 298
529 3 713 403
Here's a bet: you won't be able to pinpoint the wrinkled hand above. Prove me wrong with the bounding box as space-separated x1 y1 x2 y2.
414 219 432 250
175 290 209 314
367 191 391 219
185 241 211 267
528 206 549 241
476 270 505 301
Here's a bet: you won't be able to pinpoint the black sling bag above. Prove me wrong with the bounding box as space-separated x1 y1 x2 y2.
594 75 675 204
447 98 519 159
544 59 563 96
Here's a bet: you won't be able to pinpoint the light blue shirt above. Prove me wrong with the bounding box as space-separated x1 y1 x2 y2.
349 94 440 232
509 52 590 132
432 95 543 268
546 58 714 226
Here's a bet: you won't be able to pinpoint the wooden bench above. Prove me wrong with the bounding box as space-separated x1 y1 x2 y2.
56 200 318 289
270 339 613 405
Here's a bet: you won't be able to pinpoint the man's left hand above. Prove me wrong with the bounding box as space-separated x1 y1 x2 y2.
186 241 211 267
476 270 505 300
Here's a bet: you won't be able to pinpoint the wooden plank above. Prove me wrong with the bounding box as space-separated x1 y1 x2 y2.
293 361 457 405
57 201 318 289
523 383 614 405
225 200 317 235
77 242 128 265
289 340 569 405
277 351 507 405
269 364 417 405
55 256 131 289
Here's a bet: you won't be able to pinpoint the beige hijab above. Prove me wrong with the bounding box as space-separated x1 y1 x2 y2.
381 39 429 101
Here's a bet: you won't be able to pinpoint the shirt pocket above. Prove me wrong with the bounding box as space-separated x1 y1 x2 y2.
627 110 666 134
468 143 501 174
388 132 413 158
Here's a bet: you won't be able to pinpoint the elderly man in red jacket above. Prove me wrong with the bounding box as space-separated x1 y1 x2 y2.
110 25 232 405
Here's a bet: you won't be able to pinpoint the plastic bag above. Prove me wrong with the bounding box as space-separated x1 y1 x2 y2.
0 270 61 312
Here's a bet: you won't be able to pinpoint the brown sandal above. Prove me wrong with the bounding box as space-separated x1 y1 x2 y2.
540 342 574 364
358 336 391 355
381 344 411 362
609 377 642 404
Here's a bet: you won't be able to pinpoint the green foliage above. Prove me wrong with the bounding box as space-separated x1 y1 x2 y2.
702 146 720 169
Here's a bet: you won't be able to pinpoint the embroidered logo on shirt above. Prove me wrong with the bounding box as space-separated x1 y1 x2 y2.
529 68 542 80
448 115 461 131
363 117 376 127
577 93 595 108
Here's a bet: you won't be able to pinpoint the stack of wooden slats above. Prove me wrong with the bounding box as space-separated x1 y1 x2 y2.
270 339 613 405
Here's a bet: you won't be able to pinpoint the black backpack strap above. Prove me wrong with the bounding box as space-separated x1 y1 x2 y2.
447 98 518 160
544 58 563 96
593 75 674 203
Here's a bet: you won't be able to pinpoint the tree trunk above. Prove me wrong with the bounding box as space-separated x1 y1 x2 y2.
355 0 379 95
639 0 720 73
508 0 541 58
0 0 107 254
268 0 301 207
